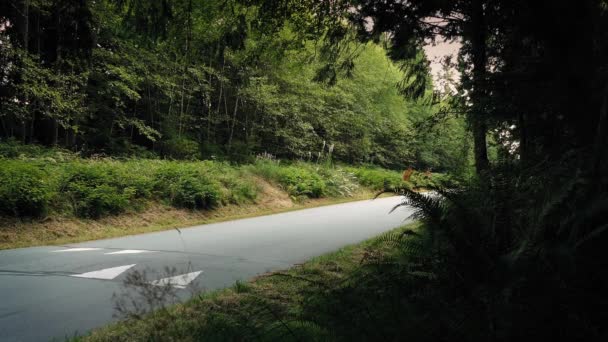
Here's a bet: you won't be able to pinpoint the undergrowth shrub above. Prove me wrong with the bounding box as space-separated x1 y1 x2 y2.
161 137 200 160
218 176 258 205
317 167 359 197
349 166 455 190
0 138 77 160
199 162 259 205
1 151 439 220
170 176 220 209
0 161 51 217
153 163 221 209
279 167 327 199
249 161 328 199
348 166 406 190
60 162 152 218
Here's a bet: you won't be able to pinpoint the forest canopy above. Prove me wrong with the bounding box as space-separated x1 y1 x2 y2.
0 0 469 173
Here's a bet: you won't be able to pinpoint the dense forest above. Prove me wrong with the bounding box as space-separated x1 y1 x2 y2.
2 0 608 341
0 0 471 173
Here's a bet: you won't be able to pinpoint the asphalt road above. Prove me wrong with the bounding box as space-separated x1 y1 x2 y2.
0 196 412 341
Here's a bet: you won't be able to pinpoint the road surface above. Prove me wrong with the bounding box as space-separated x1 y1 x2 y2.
0 196 412 341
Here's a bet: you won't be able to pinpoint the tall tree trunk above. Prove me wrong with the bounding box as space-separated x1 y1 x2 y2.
212 69 224 144
178 0 193 139
469 0 490 176
21 121 26 143
35 7 40 55
227 97 239 152
16 0 30 50
52 4 62 146
29 111 35 143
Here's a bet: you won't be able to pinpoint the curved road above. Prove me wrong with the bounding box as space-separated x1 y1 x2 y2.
0 196 411 341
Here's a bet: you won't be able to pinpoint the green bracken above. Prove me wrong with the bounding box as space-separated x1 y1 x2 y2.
0 149 443 220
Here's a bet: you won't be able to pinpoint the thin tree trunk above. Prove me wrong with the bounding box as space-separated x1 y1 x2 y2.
167 85 174 124
17 0 30 50
228 97 239 152
29 111 35 143
179 0 193 138
470 0 490 176
213 73 224 144
178 78 185 138
21 121 26 144
223 91 229 123
35 7 40 54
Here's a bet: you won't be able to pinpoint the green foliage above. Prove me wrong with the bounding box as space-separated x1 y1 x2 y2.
249 160 365 200
0 161 50 217
170 177 220 210
0 1 456 172
153 163 221 210
409 113 475 179
160 137 200 160
60 162 151 218
0 138 78 161
3 147 427 220
249 161 328 199
246 42 421 169
318 167 360 197
347 166 405 190
217 174 259 205
279 167 327 199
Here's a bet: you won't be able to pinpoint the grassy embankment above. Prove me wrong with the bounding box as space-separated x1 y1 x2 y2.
0 144 447 249
77 222 421 341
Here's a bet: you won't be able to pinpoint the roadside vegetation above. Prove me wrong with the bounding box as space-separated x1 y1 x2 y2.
0 142 449 249
0 143 447 222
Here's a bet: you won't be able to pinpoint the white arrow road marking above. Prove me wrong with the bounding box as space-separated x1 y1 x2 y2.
104 250 153 255
71 264 136 280
52 247 103 253
149 271 203 289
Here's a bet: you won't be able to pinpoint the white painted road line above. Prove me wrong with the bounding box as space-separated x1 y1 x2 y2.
71 264 136 280
52 248 103 253
104 250 153 255
149 271 203 289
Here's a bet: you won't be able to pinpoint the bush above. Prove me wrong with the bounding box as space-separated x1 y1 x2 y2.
154 163 221 210
348 166 405 190
249 161 327 199
0 139 78 161
161 137 200 160
0 161 51 217
218 176 258 205
61 162 152 218
349 166 456 190
1 152 427 220
169 176 220 209
316 167 359 197
279 167 327 199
